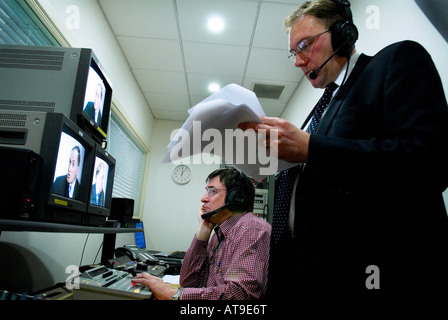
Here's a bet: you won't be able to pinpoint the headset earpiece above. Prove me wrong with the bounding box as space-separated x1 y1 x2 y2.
330 0 358 57
225 187 245 210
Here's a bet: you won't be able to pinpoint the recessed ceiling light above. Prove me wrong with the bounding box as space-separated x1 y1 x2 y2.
208 83 220 92
207 17 224 33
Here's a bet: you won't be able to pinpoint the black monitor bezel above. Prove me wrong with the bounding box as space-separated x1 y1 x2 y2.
40 113 95 213
72 49 113 142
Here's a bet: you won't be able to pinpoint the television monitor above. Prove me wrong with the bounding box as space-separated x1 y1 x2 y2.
86 144 116 218
74 51 113 143
0 110 95 225
0 44 113 144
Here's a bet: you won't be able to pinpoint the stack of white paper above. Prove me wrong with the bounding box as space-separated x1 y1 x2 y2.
163 84 293 179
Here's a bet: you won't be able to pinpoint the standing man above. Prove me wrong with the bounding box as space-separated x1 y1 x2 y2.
132 167 271 300
240 0 448 297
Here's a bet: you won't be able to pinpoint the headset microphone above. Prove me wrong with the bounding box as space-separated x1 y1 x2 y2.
308 40 347 80
201 203 230 220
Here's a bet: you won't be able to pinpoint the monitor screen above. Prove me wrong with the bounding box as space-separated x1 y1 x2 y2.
83 66 106 128
78 55 112 142
52 129 86 200
90 156 109 207
135 222 146 249
44 115 95 216
86 144 116 216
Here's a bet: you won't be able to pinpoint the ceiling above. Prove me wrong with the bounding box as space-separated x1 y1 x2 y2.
98 0 305 122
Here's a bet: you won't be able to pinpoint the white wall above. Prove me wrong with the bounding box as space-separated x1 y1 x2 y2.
142 120 221 252
281 0 448 205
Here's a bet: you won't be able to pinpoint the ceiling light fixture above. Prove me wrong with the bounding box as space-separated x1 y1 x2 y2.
207 16 225 33
208 83 220 92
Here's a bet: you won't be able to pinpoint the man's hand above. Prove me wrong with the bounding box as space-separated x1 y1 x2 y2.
132 272 177 300
195 204 215 241
239 117 310 163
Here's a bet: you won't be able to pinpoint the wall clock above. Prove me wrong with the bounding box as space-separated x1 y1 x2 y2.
172 164 192 184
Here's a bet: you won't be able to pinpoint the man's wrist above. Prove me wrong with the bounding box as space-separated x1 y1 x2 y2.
170 286 183 300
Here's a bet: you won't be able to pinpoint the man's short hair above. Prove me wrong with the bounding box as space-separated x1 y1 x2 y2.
284 0 344 33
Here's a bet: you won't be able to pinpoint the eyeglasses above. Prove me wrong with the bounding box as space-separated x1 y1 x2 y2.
205 187 226 197
288 28 330 61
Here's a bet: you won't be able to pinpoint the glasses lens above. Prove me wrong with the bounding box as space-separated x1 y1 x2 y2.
206 187 215 196
297 40 308 52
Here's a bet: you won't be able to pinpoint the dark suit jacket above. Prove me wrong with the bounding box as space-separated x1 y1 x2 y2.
84 101 102 125
90 184 105 207
269 41 448 299
53 175 80 199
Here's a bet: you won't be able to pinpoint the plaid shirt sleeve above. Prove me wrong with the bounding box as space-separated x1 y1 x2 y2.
179 214 271 300
179 236 210 288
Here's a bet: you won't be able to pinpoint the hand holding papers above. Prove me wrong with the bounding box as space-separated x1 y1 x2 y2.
163 84 294 179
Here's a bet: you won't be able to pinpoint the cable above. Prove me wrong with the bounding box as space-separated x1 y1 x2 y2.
79 234 90 267
93 242 103 264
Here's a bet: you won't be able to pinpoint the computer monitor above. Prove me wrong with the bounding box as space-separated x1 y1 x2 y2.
135 222 146 249
0 111 96 224
0 44 113 144
86 144 116 217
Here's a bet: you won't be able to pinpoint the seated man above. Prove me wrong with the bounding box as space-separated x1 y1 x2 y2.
132 167 271 300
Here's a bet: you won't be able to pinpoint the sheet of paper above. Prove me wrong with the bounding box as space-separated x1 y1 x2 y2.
163 84 296 179
162 274 180 285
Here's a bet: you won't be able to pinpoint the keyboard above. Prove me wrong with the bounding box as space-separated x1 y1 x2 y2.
169 251 186 259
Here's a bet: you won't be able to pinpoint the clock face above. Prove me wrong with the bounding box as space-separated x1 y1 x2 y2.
172 164 191 184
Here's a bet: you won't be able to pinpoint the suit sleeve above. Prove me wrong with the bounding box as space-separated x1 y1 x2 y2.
307 41 448 194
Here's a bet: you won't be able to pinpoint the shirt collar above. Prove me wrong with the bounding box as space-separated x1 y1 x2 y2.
334 51 361 87
216 212 247 238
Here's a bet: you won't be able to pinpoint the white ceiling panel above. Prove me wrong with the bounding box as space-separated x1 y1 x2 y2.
99 0 179 39
133 69 188 94
252 2 299 49
99 0 303 121
187 73 243 97
176 0 260 46
117 36 184 71
144 92 190 111
183 42 249 76
246 47 302 82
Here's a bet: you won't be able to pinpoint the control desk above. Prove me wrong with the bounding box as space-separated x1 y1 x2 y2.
77 266 152 300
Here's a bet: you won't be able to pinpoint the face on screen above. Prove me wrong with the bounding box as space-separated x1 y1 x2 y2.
83 66 105 125
53 131 85 199
67 148 80 184
90 157 109 207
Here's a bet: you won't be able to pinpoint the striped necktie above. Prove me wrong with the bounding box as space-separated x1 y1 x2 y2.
271 82 338 244
306 82 338 134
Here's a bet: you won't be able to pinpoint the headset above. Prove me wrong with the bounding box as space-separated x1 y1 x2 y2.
309 0 359 80
329 0 358 58
224 185 246 211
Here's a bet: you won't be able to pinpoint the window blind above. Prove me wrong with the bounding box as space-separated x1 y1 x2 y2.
0 0 58 46
106 113 147 217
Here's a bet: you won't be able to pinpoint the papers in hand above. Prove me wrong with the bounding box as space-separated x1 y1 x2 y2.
163 84 291 179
